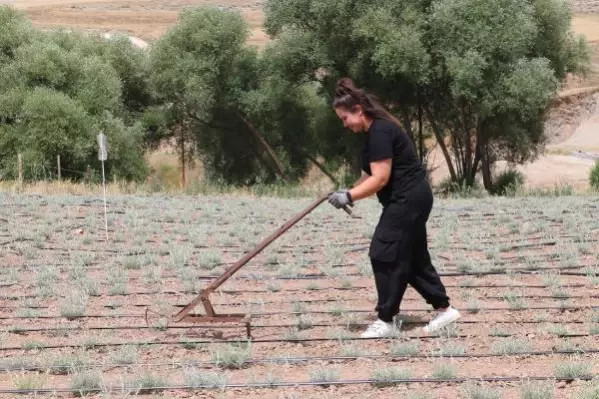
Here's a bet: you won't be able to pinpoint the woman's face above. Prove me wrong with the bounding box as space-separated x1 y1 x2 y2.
335 106 367 133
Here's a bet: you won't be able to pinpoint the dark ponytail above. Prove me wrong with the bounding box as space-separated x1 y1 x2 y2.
333 77 402 128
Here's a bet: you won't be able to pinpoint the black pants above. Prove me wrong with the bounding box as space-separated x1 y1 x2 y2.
368 180 450 322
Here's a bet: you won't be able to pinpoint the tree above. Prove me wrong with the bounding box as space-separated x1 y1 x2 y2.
238 30 345 183
264 0 426 177
425 0 588 189
0 6 35 63
149 7 333 186
0 7 150 182
264 0 590 190
0 87 94 180
148 7 258 186
46 30 155 120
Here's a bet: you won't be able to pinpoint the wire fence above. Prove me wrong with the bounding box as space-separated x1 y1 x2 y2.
1 153 105 185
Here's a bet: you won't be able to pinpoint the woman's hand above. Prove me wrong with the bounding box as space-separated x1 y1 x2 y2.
328 190 353 208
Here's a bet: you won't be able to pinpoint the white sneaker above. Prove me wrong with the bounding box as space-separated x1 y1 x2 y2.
361 319 396 338
422 307 461 334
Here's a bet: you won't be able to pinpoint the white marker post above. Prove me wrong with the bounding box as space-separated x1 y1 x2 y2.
97 132 108 240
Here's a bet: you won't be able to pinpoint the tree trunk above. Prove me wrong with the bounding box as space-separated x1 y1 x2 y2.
248 139 275 182
180 125 186 188
469 120 485 184
400 107 414 142
418 92 424 162
470 139 482 184
462 105 473 180
424 105 457 181
481 143 492 191
237 112 290 183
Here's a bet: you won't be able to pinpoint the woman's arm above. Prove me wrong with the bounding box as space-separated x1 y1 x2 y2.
348 159 391 202
351 171 370 188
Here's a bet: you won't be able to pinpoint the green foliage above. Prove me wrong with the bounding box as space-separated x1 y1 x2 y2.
590 161 599 190
149 7 261 184
437 176 485 198
96 113 150 182
0 6 35 62
0 7 151 182
149 6 334 185
491 170 525 196
0 87 93 180
150 8 249 116
0 1 591 188
264 0 590 191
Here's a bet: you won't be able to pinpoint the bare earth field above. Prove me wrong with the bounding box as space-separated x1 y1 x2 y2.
1 2 599 398
1 193 599 397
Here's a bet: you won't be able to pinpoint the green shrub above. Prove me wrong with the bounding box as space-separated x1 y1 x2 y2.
590 160 599 190
437 176 485 198
490 169 524 196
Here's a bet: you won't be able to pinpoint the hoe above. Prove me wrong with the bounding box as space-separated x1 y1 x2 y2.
155 194 355 338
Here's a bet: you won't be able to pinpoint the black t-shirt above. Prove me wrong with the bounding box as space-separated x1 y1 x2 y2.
362 118 426 206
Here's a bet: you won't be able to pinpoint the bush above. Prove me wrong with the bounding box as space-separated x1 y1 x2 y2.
0 9 152 184
490 169 524 196
437 176 485 198
590 160 599 190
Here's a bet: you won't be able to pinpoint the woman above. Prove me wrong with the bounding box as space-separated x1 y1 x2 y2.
328 78 460 338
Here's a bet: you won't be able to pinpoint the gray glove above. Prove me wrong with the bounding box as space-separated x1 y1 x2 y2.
328 190 353 209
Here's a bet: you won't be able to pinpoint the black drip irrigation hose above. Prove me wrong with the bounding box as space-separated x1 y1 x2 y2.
0 349 599 373
3 349 599 373
6 236 573 259
10 231 570 256
0 348 599 373
2 292 598 312
5 232 598 251
2 265 595 289
5 201 598 221
3 318 597 333
1 333 596 351
0 376 597 395
0 303 599 331
2 305 598 322
6 258 592 280
2 283 597 301
9 242 581 267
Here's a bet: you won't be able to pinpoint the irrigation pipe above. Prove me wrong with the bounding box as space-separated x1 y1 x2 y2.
3 349 599 373
2 304 599 320
2 292 597 313
2 320 595 334
2 305 598 321
2 282 595 299
13 236 573 255
0 333 596 351
7 251 589 274
0 376 597 395
3 265 595 287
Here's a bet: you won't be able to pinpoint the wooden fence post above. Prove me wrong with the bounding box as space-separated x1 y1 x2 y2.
57 155 61 181
86 164 92 184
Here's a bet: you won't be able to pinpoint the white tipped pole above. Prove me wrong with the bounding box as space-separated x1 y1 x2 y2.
97 132 108 241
